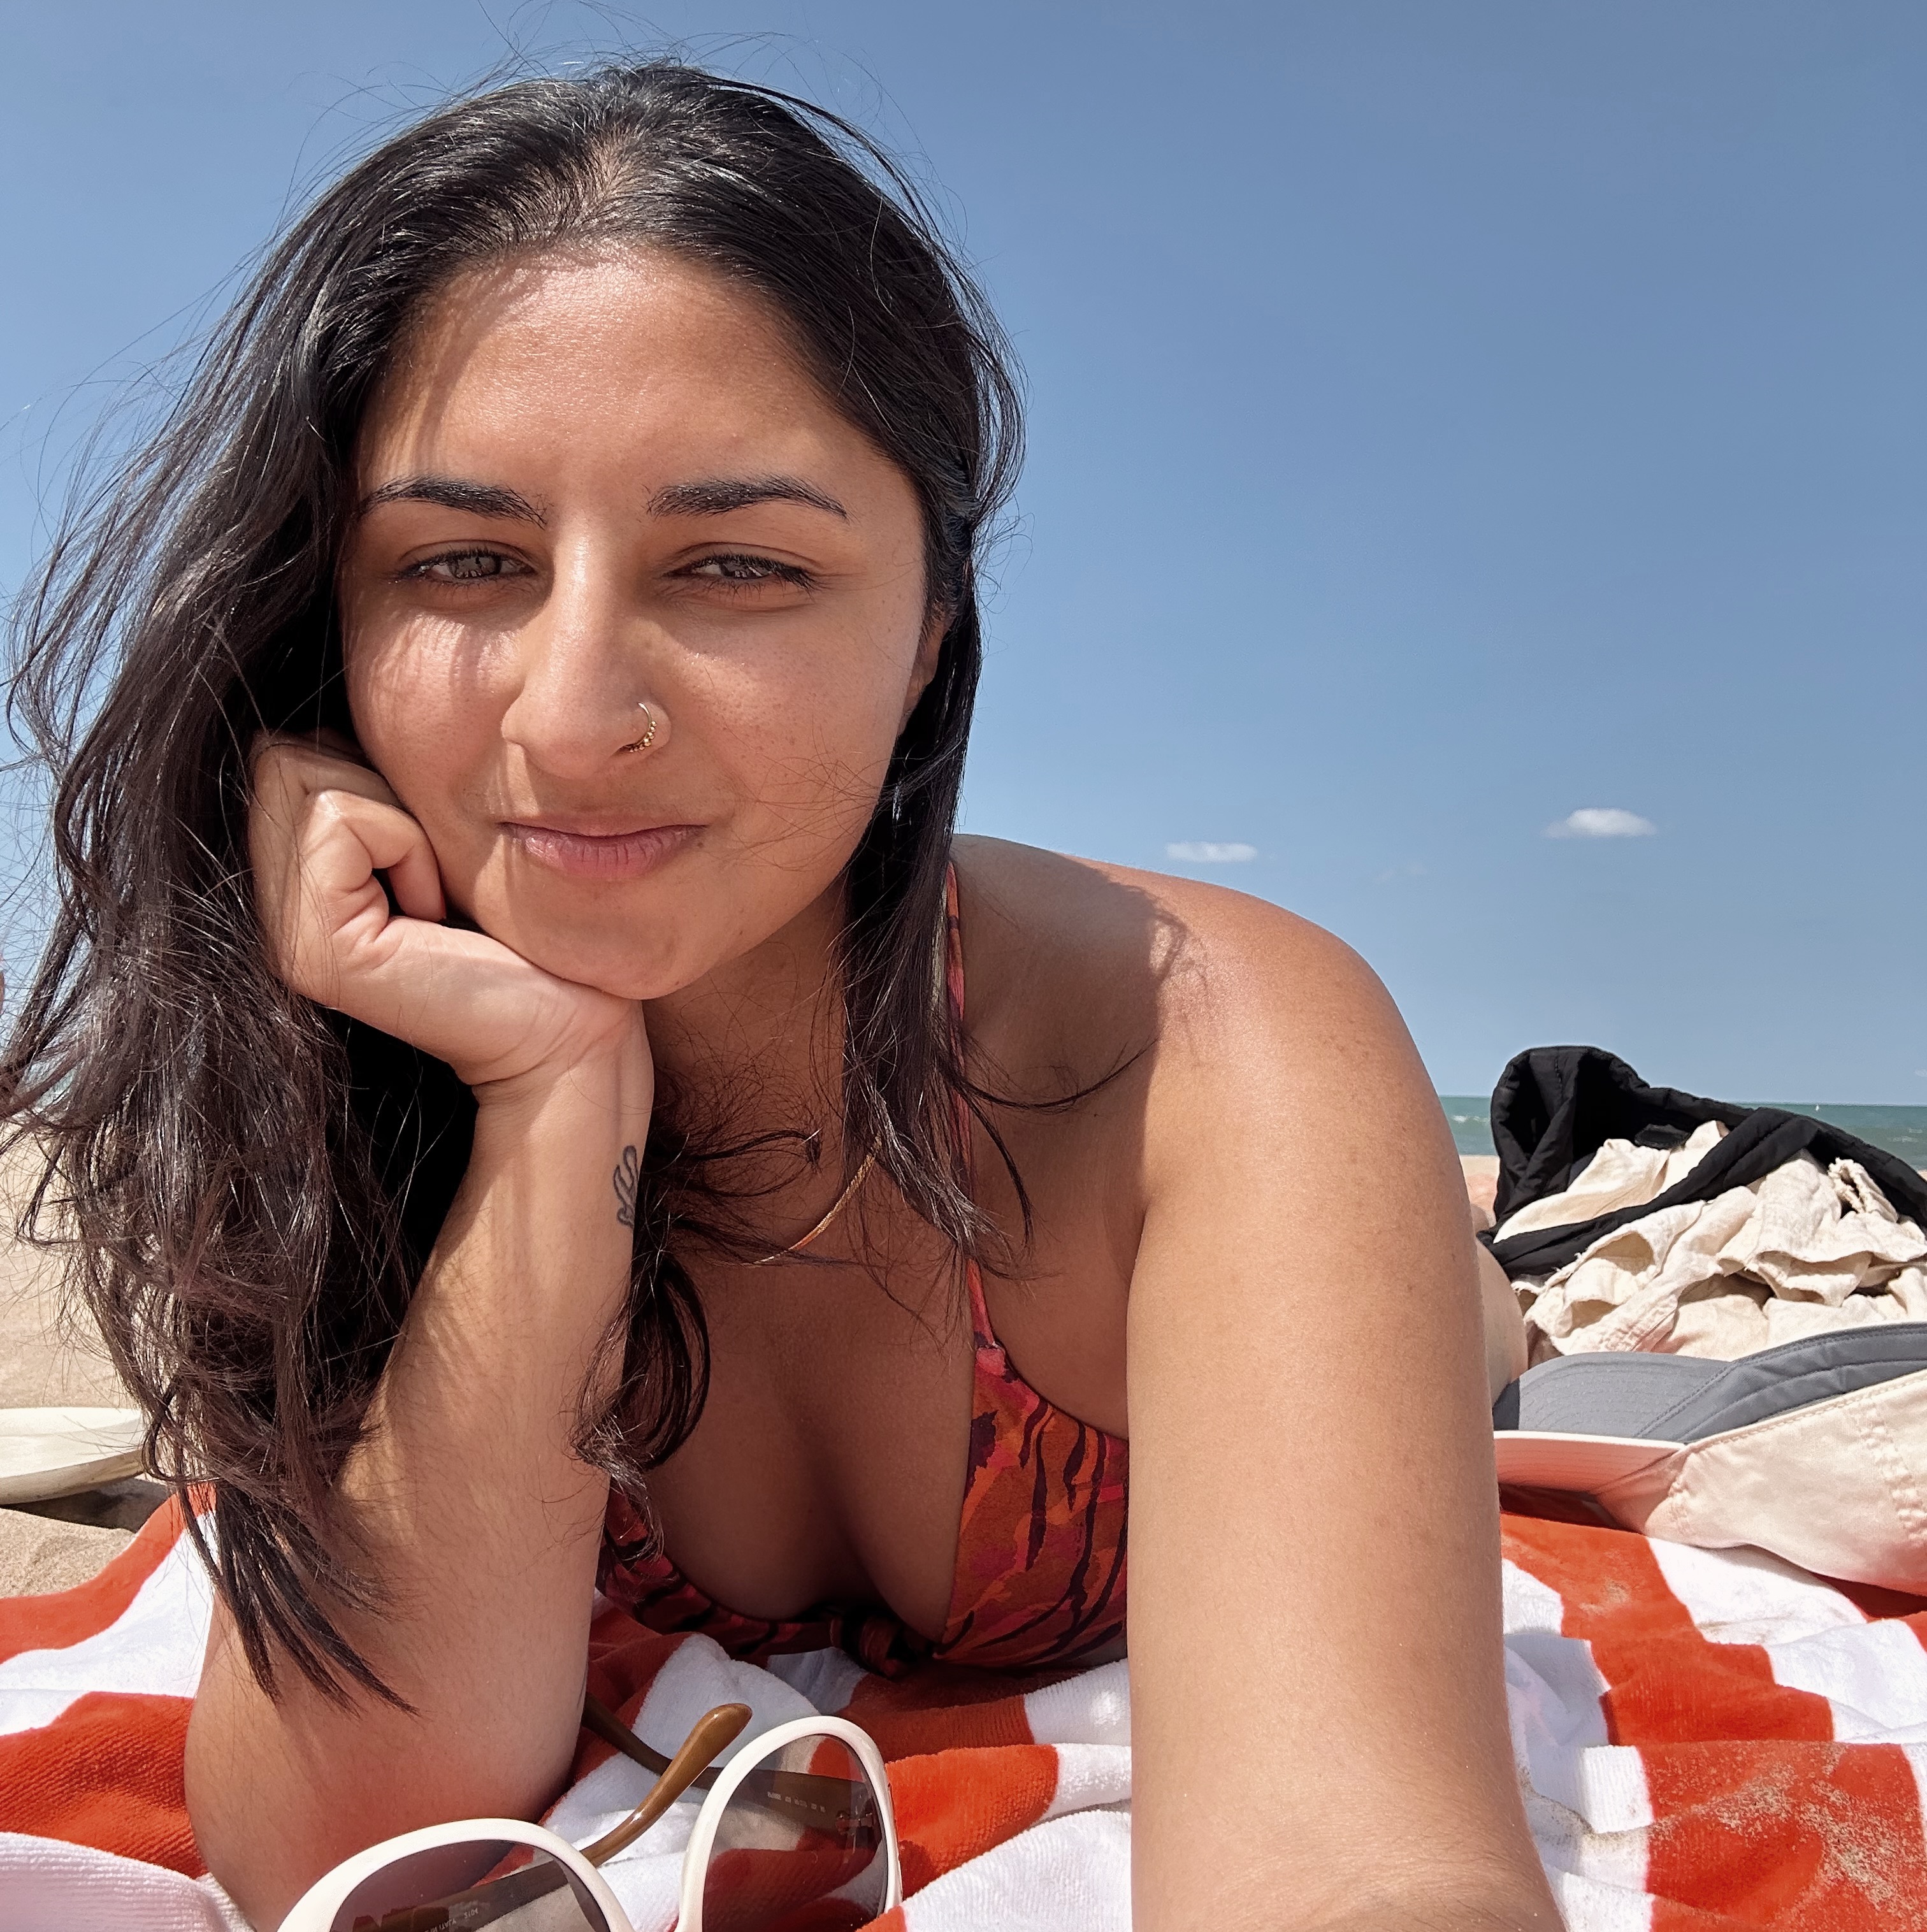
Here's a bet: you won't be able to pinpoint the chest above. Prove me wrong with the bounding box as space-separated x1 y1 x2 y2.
639 1229 981 1639
633 1085 1138 1640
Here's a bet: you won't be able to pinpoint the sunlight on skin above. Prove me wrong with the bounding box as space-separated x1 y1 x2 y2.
339 249 942 1021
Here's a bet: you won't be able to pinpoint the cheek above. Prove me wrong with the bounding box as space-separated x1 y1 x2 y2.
344 632 494 825
696 630 916 843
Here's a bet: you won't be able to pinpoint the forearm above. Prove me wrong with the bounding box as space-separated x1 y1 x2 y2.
1125 913 1559 1932
186 1031 651 1924
1292 1892 1563 1932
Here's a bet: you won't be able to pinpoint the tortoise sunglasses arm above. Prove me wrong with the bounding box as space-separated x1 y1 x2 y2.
579 1698 751 1866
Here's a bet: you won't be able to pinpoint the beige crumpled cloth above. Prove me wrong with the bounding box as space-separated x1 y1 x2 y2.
1502 1121 1927 1363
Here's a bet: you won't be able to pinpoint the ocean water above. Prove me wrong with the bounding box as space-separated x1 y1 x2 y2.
1440 1096 1927 1171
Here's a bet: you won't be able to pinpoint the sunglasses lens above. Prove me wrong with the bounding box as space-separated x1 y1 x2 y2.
329 1839 612 1931
699 1733 890 1932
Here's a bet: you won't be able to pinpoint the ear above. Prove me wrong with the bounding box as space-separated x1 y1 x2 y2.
899 606 949 730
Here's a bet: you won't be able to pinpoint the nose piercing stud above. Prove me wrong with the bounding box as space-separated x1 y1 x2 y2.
619 700 660 754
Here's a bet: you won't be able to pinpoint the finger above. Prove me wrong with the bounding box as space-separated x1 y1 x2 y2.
252 746 426 933
250 733 406 816
382 837 448 925
305 789 445 924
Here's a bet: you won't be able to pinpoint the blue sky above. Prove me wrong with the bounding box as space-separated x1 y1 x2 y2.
3 2 1922 1100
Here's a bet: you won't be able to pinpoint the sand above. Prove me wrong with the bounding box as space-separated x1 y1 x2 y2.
0 1142 146 1596
0 1510 136 1596
1461 1155 1499 1226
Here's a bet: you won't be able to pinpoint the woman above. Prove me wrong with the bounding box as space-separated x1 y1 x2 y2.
6 63 1549 1931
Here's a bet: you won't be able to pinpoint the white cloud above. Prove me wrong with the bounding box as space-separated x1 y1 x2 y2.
1545 807 1657 840
1167 840 1258 863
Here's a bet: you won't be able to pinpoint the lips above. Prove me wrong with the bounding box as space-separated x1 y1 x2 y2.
503 820 700 881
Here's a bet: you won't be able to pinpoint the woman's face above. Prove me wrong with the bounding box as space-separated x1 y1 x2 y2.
338 249 938 1002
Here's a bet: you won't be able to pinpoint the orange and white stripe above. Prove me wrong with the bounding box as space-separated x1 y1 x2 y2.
5 1500 1927 1929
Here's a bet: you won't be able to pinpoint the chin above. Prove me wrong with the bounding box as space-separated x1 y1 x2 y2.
497 914 698 1002
531 941 691 1003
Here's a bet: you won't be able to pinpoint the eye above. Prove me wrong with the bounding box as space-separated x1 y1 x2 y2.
401 549 531 584
682 552 814 589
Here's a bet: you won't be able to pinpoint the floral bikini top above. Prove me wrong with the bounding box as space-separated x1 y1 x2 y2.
598 871 1130 1678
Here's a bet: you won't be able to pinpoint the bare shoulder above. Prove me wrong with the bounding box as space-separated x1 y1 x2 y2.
951 835 1396 1087
951 835 1444 1233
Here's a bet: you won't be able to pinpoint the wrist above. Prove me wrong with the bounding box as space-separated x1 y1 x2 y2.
468 1015 653 1132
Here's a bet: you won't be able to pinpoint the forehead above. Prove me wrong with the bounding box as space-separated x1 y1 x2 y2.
359 247 892 496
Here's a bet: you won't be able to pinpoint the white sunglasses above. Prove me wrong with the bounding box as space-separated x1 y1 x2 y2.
282 1698 903 1932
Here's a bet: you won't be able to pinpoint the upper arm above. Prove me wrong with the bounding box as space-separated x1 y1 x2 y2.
1123 892 1552 1929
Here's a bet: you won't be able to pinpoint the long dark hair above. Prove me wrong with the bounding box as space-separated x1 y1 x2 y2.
3 61 1022 1698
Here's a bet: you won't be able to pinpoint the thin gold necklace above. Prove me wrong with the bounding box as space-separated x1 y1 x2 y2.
749 1147 879 1265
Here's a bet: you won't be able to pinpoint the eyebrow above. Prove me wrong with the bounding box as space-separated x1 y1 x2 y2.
647 475 848 520
357 476 546 523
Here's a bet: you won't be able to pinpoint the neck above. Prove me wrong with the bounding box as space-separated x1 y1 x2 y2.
642 880 849 1143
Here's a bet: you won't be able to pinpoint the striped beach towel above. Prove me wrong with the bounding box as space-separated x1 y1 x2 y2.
3 1497 1927 1928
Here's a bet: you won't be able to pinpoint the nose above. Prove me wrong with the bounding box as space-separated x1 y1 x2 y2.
498 552 670 778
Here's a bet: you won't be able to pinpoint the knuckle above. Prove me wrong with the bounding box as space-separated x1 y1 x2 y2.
308 788 354 830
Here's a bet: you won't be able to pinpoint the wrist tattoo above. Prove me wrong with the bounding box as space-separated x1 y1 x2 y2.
613 1144 640 1229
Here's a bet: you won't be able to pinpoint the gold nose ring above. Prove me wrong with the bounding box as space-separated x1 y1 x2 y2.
619 700 660 755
